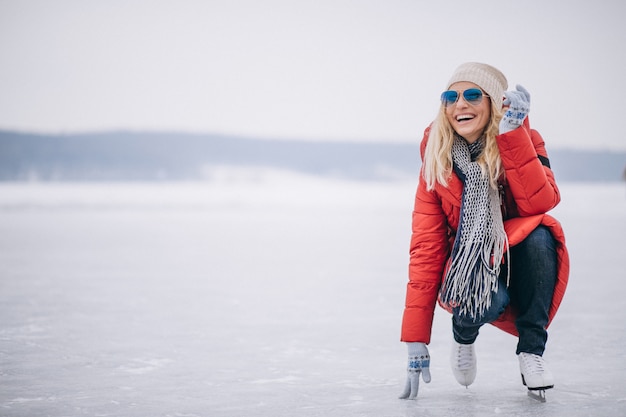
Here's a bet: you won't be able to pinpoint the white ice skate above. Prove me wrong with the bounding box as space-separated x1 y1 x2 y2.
450 340 476 387
518 352 554 402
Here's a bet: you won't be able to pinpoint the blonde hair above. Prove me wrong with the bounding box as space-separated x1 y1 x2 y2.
422 104 504 191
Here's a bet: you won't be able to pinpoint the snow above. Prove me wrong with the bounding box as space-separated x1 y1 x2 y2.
1 172 625 416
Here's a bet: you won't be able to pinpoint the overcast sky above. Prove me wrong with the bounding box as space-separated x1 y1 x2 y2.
1 0 624 150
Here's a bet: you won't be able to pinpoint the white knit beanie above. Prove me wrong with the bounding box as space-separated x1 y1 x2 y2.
447 62 508 109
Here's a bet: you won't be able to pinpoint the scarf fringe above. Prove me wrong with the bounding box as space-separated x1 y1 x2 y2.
441 235 507 319
441 136 509 320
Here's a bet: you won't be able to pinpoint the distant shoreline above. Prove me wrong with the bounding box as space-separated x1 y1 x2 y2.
1 130 624 183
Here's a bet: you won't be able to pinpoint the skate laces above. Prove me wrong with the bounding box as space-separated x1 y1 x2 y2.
454 344 474 370
520 353 546 375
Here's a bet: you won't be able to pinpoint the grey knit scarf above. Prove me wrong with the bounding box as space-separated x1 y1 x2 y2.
440 136 508 320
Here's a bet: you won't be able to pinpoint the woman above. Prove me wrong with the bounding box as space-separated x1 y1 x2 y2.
398 62 569 400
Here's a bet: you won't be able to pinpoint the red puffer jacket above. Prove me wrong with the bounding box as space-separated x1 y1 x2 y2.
401 119 570 343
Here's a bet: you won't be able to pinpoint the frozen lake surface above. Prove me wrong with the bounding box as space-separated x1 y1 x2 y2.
1 171 625 416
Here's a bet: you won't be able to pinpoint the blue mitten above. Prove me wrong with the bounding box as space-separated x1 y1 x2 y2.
499 84 531 134
399 342 431 400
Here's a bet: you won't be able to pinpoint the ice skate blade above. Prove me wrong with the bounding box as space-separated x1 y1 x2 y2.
521 375 554 392
527 389 546 402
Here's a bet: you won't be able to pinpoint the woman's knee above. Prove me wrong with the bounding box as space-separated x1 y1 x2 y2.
483 285 510 322
509 225 558 295
453 283 509 326
523 225 556 251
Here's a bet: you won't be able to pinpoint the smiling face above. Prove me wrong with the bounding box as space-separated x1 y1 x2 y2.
445 81 491 143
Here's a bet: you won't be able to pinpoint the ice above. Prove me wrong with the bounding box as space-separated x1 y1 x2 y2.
0 173 625 416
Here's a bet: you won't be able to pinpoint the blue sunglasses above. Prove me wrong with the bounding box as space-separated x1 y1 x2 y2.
441 88 489 107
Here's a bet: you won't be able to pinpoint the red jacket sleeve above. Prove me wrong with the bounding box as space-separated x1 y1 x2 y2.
401 132 451 343
497 118 560 216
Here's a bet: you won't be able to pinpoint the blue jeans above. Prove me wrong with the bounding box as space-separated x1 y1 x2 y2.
452 225 558 355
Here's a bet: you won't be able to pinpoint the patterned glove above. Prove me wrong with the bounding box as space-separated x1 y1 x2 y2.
399 342 431 400
499 84 531 134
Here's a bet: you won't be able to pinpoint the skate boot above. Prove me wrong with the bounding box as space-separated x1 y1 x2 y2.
518 352 554 390
450 340 476 387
